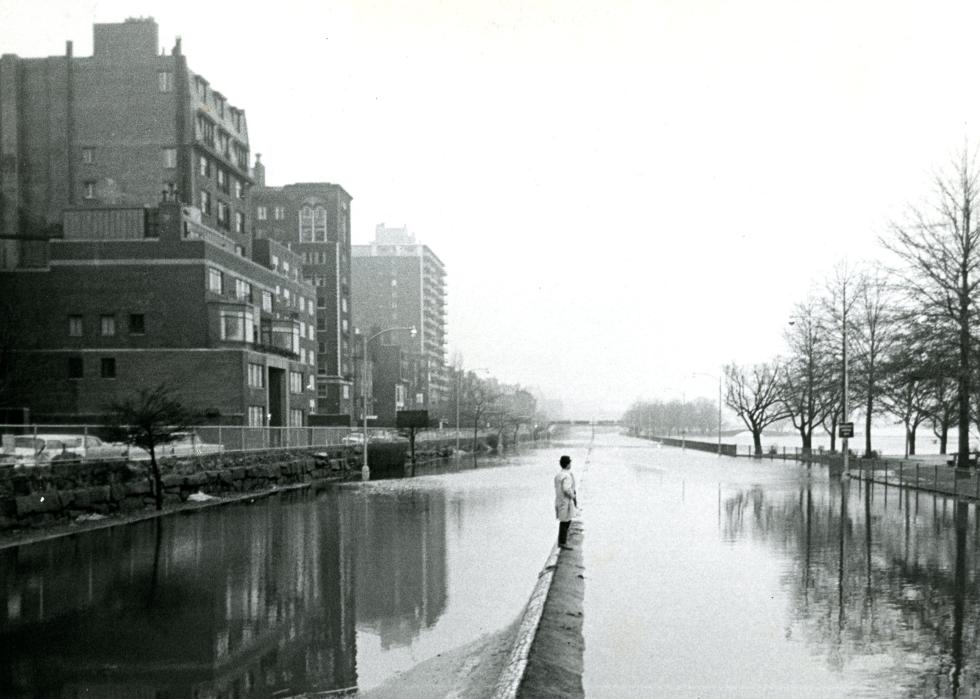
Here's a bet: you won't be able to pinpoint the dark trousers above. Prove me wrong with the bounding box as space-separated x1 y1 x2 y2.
558 520 571 546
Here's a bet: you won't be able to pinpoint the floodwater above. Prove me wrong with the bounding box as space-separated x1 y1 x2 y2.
1 429 978 697
0 452 556 697
580 430 980 697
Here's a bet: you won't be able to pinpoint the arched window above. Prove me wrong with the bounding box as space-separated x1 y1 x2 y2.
299 206 314 242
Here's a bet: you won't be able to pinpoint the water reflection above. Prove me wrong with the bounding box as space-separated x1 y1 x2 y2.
0 491 357 697
344 488 448 649
721 479 980 697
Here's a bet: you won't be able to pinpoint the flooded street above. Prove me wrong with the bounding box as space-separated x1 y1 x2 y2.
581 430 980 697
2 428 979 697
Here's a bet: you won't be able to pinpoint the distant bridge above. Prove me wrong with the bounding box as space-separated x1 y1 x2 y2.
548 419 622 427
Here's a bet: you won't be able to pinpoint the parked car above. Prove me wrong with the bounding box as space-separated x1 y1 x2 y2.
161 431 224 457
342 432 366 445
5 434 125 466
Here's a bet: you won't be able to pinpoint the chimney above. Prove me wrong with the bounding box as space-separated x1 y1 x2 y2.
253 153 265 187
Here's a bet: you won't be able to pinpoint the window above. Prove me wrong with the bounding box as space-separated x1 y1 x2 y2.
342 319 348 332
306 375 315 391
317 358 327 375
256 206 267 221
129 314 145 334
197 115 215 147
299 206 327 242
299 321 306 338
273 206 285 220
234 278 252 302
68 315 83 337
68 357 83 379
341 297 348 313
100 315 116 337
248 363 265 388
220 309 254 342
218 131 230 158
216 168 228 193
100 357 116 379
289 371 303 394
208 267 223 294
343 385 350 399
248 406 265 427
290 409 304 427
84 181 96 199
162 148 177 169
158 71 174 92
261 290 273 312
234 212 245 234
308 326 315 340
217 201 229 229
81 148 94 164
317 317 326 331
234 178 244 199
318 295 327 309
199 155 210 178
317 342 326 353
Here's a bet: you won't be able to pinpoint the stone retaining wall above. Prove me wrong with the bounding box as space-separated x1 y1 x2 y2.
0 446 360 532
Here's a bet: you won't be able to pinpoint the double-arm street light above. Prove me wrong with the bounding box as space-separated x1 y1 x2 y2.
692 372 722 456
361 325 416 478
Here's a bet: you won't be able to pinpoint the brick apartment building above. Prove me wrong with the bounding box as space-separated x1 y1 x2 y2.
0 18 253 269
0 199 316 426
352 225 447 420
250 174 354 420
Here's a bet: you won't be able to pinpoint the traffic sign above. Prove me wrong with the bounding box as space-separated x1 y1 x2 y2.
839 422 854 438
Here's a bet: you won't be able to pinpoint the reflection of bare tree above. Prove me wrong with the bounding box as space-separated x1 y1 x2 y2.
720 482 979 696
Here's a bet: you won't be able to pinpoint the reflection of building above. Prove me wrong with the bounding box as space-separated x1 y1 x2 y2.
0 18 253 270
0 200 315 425
349 489 448 648
0 491 357 696
250 176 354 420
352 225 447 421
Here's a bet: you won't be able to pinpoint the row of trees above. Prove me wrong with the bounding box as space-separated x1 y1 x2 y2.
444 363 545 450
621 398 720 438
724 150 980 461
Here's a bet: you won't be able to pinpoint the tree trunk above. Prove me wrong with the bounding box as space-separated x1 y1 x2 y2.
940 425 948 454
907 426 917 456
959 246 971 467
752 430 763 457
150 448 163 511
865 394 873 457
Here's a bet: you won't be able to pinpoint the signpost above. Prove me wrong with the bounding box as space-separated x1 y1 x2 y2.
839 422 854 439
397 410 430 475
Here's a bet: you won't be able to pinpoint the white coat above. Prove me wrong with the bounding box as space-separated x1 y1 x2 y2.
554 468 578 522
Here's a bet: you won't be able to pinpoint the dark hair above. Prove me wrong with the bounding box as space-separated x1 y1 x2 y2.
559 455 571 467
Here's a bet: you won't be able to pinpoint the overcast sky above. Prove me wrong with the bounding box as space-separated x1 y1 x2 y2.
4 0 980 418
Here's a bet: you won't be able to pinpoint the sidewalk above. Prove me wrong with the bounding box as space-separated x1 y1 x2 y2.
493 521 585 699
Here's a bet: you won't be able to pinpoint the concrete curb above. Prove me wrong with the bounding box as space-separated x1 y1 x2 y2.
491 541 562 698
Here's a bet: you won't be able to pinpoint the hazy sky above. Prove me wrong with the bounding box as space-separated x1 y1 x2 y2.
4 0 980 417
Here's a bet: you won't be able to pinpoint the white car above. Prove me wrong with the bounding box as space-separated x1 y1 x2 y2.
160 431 224 457
7 434 127 465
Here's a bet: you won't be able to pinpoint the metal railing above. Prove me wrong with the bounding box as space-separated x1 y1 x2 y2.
0 424 494 466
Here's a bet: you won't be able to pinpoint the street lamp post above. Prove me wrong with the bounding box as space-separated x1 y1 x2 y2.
692 372 723 456
361 325 416 479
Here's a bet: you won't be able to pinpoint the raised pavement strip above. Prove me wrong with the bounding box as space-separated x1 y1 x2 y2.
491 520 585 699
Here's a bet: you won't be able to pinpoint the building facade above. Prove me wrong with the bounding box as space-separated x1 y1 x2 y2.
0 18 253 269
351 225 447 420
250 179 354 419
0 200 316 426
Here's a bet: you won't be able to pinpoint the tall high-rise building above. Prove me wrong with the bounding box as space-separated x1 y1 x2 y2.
351 225 447 417
250 178 354 418
0 18 253 269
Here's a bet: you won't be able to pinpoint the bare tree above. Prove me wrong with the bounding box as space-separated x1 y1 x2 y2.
850 265 899 456
821 262 862 454
883 149 980 467
725 361 790 456
781 299 835 451
106 384 194 510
